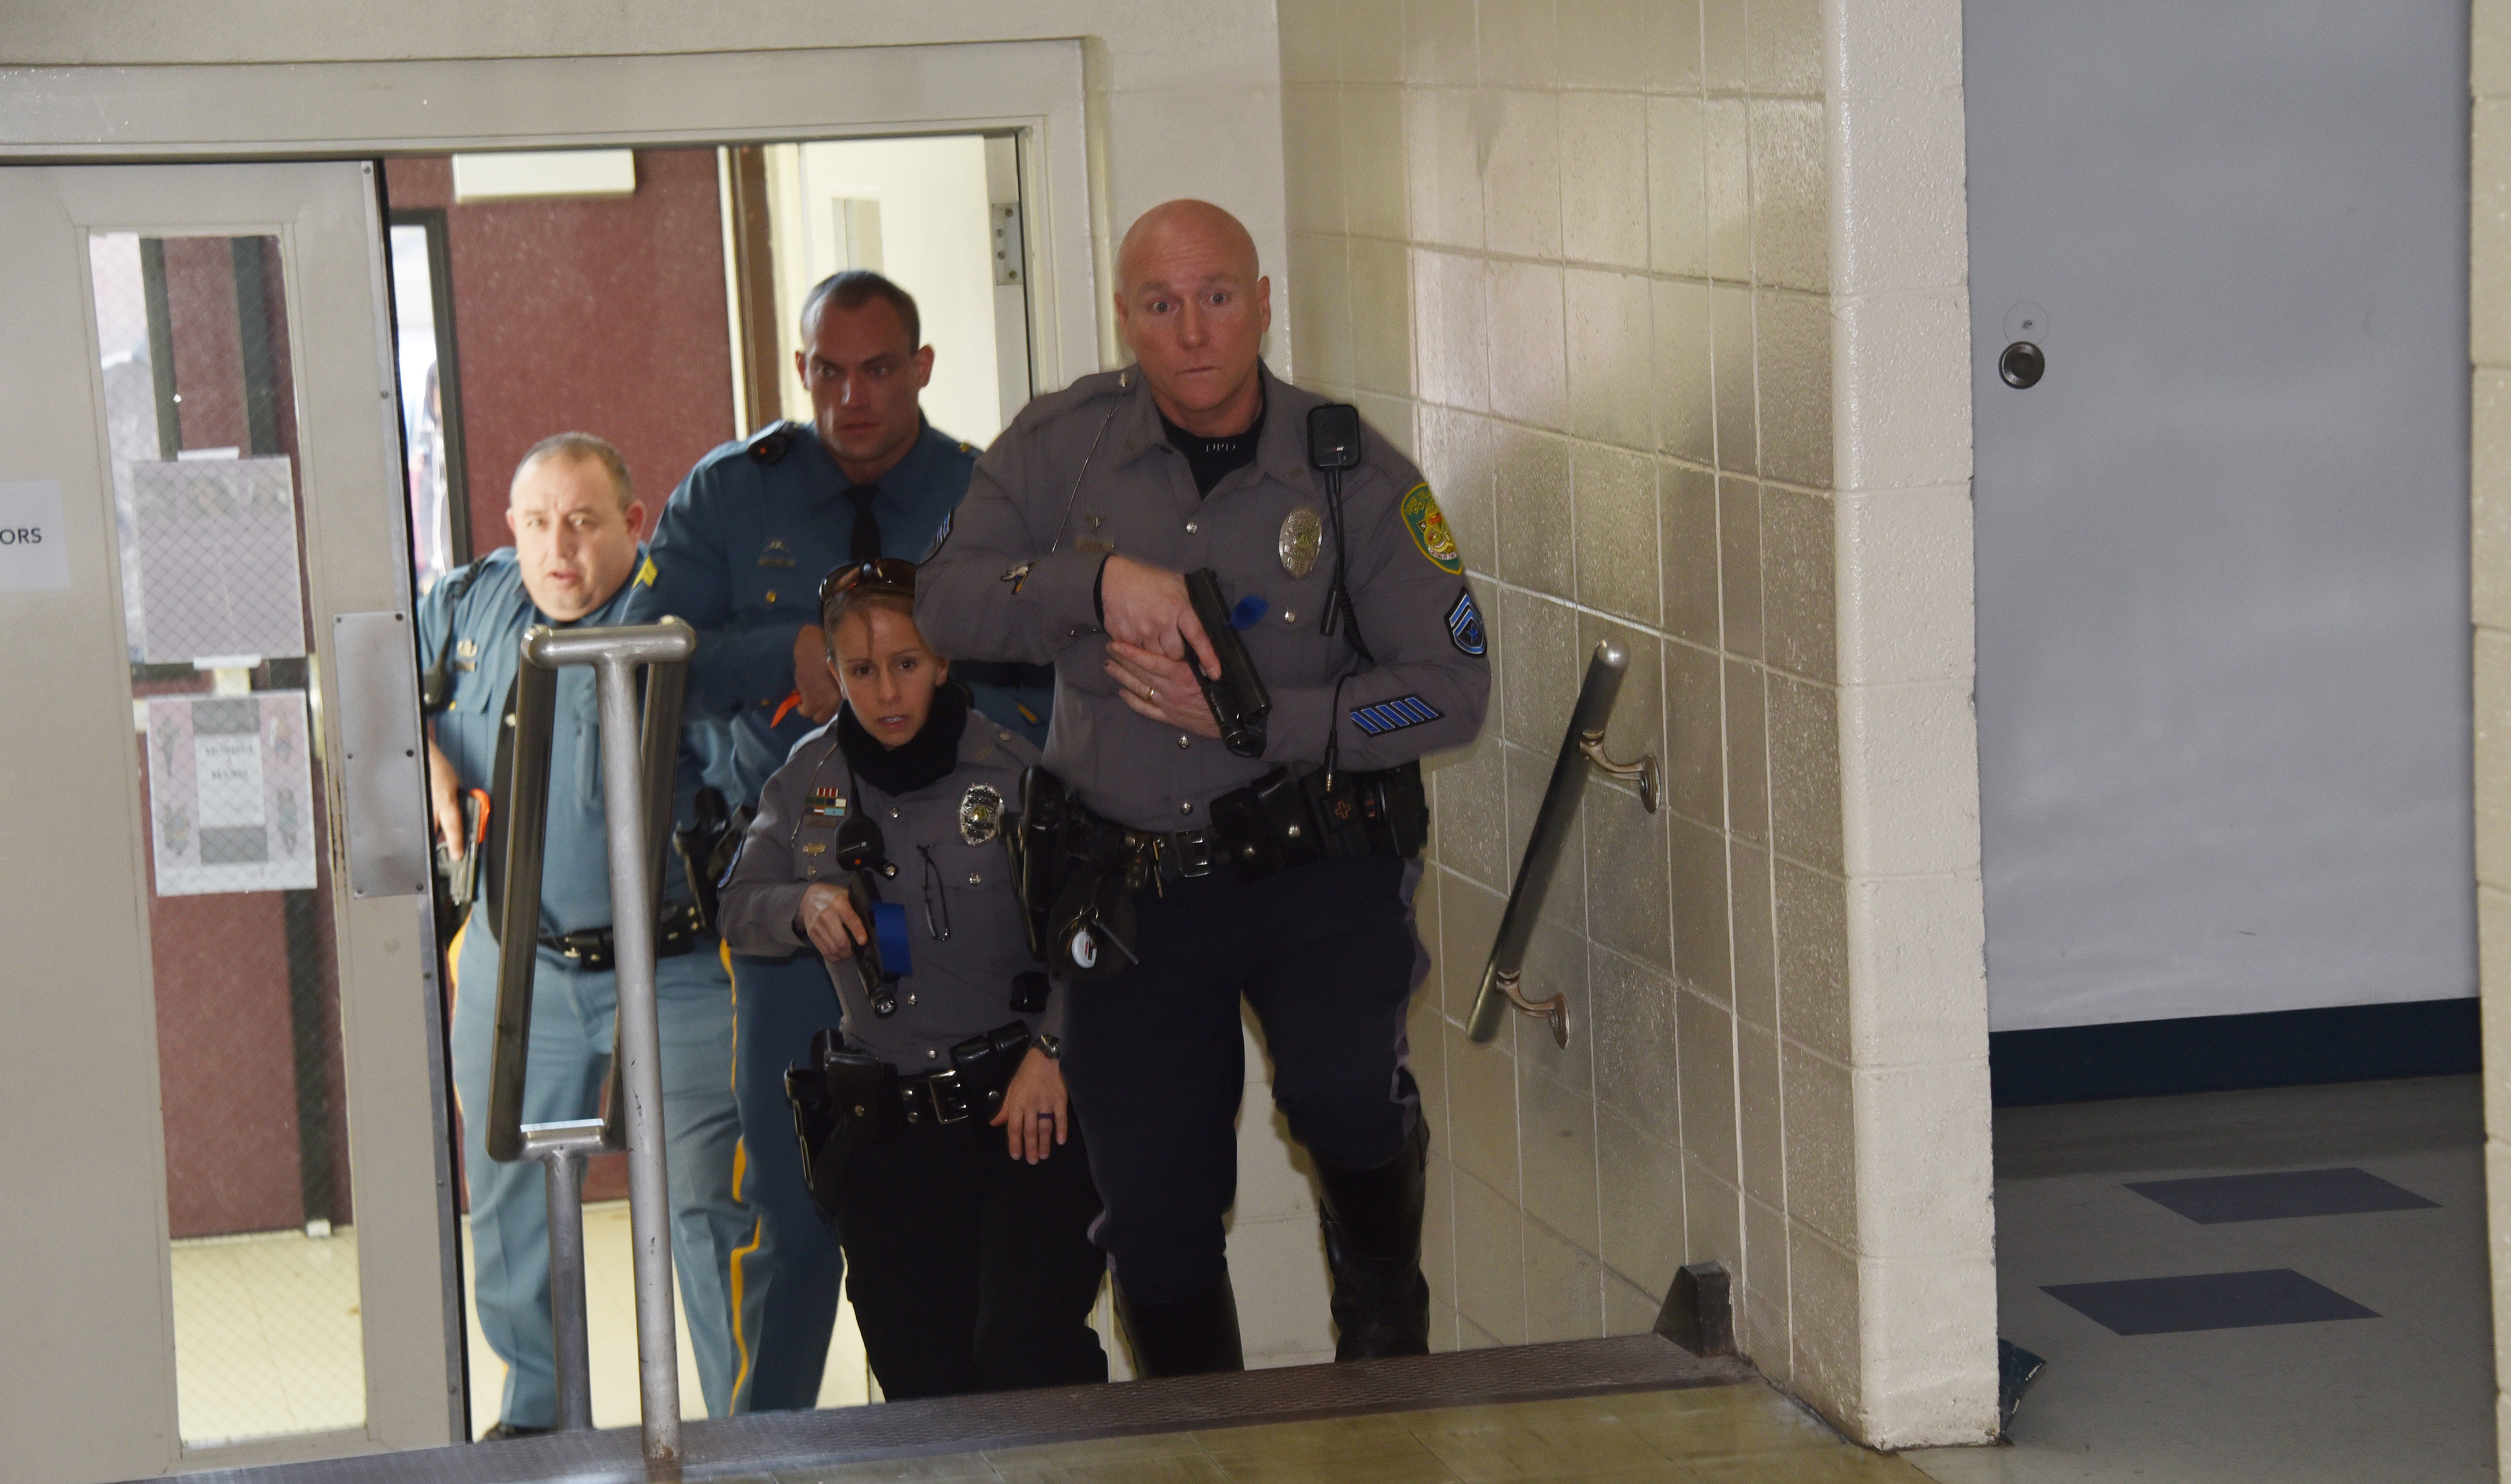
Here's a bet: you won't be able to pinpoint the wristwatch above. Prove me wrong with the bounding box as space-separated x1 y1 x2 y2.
1035 1032 1063 1061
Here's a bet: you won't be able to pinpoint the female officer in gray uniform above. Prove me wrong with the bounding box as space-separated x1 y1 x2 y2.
716 560 1106 1399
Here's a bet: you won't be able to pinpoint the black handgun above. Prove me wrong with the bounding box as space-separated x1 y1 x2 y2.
1183 567 1271 758
829 812 908 1017
431 787 490 942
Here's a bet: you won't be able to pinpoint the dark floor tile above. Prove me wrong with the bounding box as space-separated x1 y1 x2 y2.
2043 1269 2379 1336
2126 1166 2439 1224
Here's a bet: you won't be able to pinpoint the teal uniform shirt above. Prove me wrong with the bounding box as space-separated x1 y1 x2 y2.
417 545 731 933
625 418 1052 804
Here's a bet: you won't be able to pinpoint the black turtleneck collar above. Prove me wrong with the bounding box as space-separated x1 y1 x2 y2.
1161 380 1267 497
836 682 969 797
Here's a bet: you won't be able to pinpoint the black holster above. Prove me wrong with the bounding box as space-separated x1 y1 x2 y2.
785 1030 900 1227
672 785 754 937
1012 765 1140 979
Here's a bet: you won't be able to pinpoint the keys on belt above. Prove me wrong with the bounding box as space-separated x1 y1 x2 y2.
542 901 707 974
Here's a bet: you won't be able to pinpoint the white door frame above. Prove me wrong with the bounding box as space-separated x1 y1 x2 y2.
0 41 1097 1480
0 43 1100 392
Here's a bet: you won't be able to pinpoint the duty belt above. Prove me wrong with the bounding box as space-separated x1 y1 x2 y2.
896 1065 996 1127
1166 760 1429 886
541 900 709 974
1009 761 1428 980
1148 828 1222 882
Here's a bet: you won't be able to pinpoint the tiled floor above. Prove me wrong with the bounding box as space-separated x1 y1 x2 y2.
1905 1075 2495 1484
728 1384 1935 1483
461 1200 876 1433
167 1077 2499 1480
169 1225 366 1444
174 1200 880 1443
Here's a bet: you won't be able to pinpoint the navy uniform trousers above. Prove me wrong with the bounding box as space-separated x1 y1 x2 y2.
724 949 850 1411
831 1117 1107 1401
1058 854 1421 1305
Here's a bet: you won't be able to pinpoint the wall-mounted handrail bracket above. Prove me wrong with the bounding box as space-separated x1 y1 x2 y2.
1578 728 1658 814
1492 968 1570 1048
1467 640 1657 1046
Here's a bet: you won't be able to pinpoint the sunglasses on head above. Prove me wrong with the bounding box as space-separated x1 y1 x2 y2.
819 557 918 613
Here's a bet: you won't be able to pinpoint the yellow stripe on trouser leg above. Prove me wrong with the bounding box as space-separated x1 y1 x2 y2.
722 949 847 1411
723 938 761 1409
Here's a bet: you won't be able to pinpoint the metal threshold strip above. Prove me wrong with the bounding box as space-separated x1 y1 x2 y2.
158 1335 1754 1484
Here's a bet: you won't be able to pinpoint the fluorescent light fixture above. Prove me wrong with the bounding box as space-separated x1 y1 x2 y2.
451 149 637 203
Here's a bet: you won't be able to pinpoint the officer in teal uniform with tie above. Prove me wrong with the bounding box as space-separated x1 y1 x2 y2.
624 271 1048 1412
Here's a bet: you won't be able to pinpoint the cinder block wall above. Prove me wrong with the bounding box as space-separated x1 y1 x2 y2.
1276 0 1998 1445
2471 3 2511 1471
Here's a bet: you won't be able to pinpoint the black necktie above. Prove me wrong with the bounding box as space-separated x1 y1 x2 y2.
845 482 883 563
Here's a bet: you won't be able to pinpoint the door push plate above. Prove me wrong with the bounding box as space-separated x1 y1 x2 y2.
334 610 431 898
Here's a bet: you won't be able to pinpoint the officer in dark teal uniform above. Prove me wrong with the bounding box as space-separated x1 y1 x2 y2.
422 434 748 1435
623 271 1046 1412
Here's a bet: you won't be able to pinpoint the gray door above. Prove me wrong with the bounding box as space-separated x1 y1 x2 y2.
1967 0 2475 1033
0 161 461 1481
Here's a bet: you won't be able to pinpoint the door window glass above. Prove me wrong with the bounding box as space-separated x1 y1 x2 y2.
89 230 365 1446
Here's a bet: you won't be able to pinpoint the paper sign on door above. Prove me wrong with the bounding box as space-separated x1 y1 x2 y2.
144 692 318 896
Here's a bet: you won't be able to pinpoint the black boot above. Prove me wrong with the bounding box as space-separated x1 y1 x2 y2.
1314 1121 1432 1360
1114 1274 1245 1378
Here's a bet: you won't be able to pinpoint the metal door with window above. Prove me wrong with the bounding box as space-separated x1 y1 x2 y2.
0 161 460 1482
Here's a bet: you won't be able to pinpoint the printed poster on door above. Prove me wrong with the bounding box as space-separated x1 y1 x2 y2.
144 692 318 896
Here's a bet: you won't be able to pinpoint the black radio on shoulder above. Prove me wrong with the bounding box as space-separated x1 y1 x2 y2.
1306 402 1363 471
1183 567 1271 758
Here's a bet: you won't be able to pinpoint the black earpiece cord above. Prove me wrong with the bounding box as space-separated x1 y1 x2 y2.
1320 464 1375 792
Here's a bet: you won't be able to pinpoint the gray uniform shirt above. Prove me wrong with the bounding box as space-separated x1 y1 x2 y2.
918 364 1493 832
716 714 1061 1071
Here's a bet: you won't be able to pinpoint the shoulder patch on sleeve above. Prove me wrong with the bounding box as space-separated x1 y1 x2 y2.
1446 586 1487 656
1399 483 1466 575
636 555 659 588
1350 695 1445 736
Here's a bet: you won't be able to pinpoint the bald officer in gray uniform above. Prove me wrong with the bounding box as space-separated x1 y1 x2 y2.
918 200 1490 1375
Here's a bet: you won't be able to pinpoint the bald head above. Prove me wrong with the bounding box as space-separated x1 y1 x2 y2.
1117 199 1260 293
1114 199 1272 437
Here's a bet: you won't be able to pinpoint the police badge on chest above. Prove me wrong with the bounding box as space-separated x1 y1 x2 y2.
1279 506 1323 578
959 783 1004 845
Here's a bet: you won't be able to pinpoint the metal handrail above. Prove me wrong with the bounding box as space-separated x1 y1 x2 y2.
482 618 694 1469
1465 640 1659 1046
